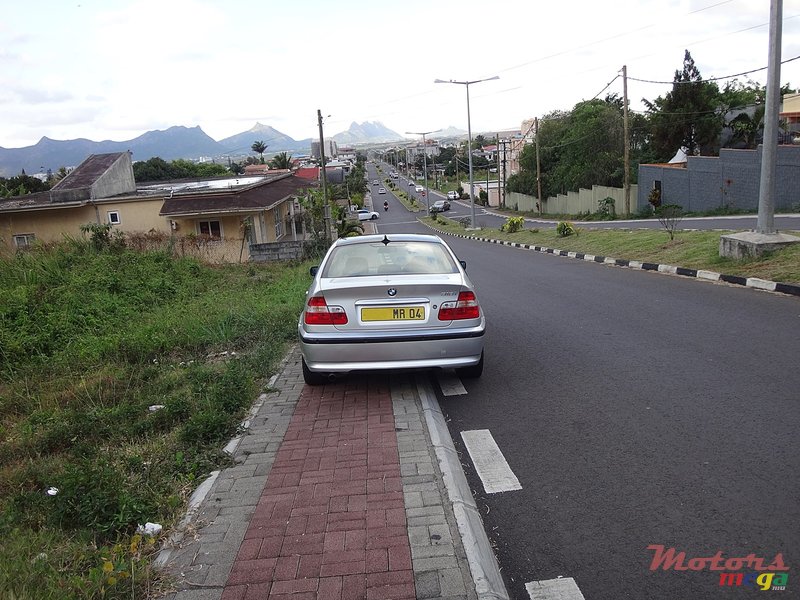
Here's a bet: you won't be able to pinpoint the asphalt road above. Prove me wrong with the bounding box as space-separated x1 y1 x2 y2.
366 162 799 599
379 162 800 233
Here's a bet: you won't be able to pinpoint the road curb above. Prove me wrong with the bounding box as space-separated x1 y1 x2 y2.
416 376 510 600
422 221 800 298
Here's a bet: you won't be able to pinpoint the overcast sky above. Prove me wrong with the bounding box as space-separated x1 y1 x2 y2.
2 0 799 148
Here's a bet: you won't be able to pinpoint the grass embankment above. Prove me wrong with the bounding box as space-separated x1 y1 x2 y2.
427 215 800 284
0 238 313 599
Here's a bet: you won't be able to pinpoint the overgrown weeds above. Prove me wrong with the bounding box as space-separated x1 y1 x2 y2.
0 237 311 598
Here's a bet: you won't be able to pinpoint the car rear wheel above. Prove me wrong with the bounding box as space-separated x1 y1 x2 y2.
302 357 328 386
456 351 484 379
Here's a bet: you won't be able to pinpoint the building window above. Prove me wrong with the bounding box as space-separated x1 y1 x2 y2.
108 211 121 225
13 234 36 248
198 220 222 239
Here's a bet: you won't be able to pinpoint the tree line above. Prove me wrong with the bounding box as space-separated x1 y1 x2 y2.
508 50 796 201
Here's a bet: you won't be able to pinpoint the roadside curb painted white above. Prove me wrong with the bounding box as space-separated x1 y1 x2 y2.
416 376 510 600
155 366 287 568
421 221 800 298
154 470 220 568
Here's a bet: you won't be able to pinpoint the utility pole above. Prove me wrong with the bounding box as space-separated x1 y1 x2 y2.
535 117 542 215
720 0 798 256
757 0 782 234
496 134 500 208
317 109 331 242
454 153 458 192
500 139 507 209
622 65 631 217
406 130 441 213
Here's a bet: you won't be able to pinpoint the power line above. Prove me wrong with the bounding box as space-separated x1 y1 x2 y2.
591 74 621 101
629 54 800 85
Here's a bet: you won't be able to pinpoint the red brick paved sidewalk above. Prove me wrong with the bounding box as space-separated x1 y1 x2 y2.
221 381 415 600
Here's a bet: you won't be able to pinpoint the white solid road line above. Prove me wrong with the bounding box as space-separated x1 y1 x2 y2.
437 372 467 396
460 429 522 494
526 577 586 600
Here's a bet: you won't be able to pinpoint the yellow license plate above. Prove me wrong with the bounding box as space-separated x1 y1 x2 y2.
361 306 425 321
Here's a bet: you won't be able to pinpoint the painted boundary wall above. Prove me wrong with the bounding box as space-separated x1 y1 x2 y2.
507 184 638 215
637 145 800 212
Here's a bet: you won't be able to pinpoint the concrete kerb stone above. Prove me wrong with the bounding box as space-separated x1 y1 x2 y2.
420 220 800 298
392 378 476 600
156 348 302 598
414 376 510 600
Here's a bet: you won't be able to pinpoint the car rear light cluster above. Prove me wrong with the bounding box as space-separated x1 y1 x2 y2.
304 295 348 325
438 291 480 321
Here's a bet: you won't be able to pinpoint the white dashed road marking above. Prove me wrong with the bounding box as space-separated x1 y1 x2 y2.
526 577 586 600
460 429 522 494
437 372 467 396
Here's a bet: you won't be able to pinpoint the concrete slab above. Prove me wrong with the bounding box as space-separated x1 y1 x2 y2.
719 230 800 259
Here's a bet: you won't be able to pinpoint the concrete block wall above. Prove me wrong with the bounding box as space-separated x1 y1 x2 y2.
638 145 800 212
249 240 306 262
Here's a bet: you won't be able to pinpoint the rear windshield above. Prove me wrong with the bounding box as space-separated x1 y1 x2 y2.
322 241 459 277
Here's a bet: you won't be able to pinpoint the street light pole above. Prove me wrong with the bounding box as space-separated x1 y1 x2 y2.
406 129 441 214
317 109 331 242
434 76 499 228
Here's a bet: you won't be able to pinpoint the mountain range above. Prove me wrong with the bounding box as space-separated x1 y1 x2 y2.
0 121 407 177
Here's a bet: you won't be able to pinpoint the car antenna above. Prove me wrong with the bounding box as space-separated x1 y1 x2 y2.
381 235 391 246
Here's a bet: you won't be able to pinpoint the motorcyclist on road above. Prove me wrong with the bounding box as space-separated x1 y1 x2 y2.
383 201 389 211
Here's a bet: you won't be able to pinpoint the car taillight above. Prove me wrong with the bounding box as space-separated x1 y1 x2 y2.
438 291 480 321
305 295 348 325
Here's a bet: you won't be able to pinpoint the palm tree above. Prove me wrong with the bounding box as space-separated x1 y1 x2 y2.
337 217 364 238
251 141 268 164
727 105 766 149
269 152 293 170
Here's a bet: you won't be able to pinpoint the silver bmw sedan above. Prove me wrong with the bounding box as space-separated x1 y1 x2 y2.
298 234 485 385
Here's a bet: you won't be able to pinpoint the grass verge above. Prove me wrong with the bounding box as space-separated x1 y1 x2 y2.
0 239 313 599
426 215 800 284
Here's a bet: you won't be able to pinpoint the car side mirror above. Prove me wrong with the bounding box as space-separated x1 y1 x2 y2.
310 266 319 276
459 260 467 271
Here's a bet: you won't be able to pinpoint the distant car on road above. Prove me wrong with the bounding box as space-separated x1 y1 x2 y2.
378 187 386 194
415 185 424 193
447 190 459 200
372 179 379 185
408 181 416 187
429 200 451 213
298 233 485 385
356 209 379 221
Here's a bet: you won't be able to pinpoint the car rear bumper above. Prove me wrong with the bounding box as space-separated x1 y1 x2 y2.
299 324 485 372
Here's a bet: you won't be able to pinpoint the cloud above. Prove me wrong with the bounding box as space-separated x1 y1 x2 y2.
4 87 75 105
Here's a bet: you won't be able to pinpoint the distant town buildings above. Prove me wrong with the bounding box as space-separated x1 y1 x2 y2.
310 140 338 160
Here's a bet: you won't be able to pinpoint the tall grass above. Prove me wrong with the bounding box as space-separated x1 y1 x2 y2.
0 237 312 598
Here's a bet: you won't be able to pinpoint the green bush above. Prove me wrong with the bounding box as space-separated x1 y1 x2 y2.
648 188 662 210
501 216 525 233
50 459 156 539
557 221 576 237
598 197 615 220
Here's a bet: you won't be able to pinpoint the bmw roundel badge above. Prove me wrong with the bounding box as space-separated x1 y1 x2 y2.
387 288 397 296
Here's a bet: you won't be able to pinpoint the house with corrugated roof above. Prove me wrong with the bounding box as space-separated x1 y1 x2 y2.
0 152 315 262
